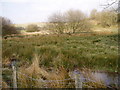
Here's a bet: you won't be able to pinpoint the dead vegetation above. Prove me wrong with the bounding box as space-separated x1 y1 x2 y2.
17 54 75 88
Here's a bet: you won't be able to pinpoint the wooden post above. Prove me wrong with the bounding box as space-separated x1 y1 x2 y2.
75 73 82 89
12 61 17 88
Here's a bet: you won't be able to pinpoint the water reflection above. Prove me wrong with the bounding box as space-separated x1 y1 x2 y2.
70 69 119 88
91 72 118 86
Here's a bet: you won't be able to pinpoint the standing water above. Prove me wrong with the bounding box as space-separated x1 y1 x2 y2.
70 69 119 88
90 71 118 86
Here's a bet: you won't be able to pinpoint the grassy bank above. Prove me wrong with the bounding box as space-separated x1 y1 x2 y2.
2 33 118 72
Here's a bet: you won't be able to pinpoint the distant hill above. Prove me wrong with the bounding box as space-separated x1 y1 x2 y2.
14 22 48 28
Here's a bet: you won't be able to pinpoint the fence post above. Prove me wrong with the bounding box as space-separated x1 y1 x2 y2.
12 61 17 88
75 73 82 89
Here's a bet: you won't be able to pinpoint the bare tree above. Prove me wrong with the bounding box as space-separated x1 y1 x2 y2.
118 1 120 23
101 0 119 12
1 17 12 26
99 10 117 27
90 9 97 20
118 0 120 13
65 9 91 33
48 12 65 34
48 9 92 34
48 12 65 23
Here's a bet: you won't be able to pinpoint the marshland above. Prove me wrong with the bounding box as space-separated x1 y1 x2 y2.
1 0 119 89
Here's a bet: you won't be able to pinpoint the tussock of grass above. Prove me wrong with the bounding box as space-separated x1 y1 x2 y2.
18 54 75 88
2 80 9 88
45 67 75 88
18 54 48 88
2 58 11 67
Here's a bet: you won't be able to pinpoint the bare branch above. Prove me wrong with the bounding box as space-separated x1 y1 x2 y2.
100 0 119 11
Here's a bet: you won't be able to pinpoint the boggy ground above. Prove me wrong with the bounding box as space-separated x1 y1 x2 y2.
2 33 118 72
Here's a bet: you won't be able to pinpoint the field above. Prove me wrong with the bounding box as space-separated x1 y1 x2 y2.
2 33 118 72
1 1 119 88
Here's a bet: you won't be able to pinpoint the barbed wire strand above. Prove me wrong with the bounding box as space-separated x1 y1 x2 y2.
18 71 75 83
2 67 117 88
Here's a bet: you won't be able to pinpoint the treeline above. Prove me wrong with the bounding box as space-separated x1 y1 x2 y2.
1 9 118 36
90 9 117 27
47 9 118 34
47 9 92 34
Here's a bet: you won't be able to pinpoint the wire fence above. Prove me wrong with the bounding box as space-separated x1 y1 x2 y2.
2 41 118 88
2 67 118 89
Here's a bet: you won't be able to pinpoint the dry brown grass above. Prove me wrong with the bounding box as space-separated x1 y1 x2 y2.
18 54 74 88
2 58 10 66
2 80 9 88
45 67 74 88
18 54 48 88
94 31 115 35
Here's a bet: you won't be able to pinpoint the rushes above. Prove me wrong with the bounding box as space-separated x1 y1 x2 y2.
2 34 118 88
3 34 118 72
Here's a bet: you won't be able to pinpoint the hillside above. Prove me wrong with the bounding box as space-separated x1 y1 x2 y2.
13 20 118 36
14 22 47 28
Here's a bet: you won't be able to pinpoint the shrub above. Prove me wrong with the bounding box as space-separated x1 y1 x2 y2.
99 11 117 27
90 10 117 27
48 12 65 34
1 17 19 37
2 25 18 36
26 24 39 32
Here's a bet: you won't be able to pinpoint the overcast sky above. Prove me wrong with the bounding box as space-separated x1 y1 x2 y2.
0 0 107 24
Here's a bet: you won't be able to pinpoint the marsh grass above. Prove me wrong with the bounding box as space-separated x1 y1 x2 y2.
2 33 118 88
3 34 118 72
17 54 75 88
